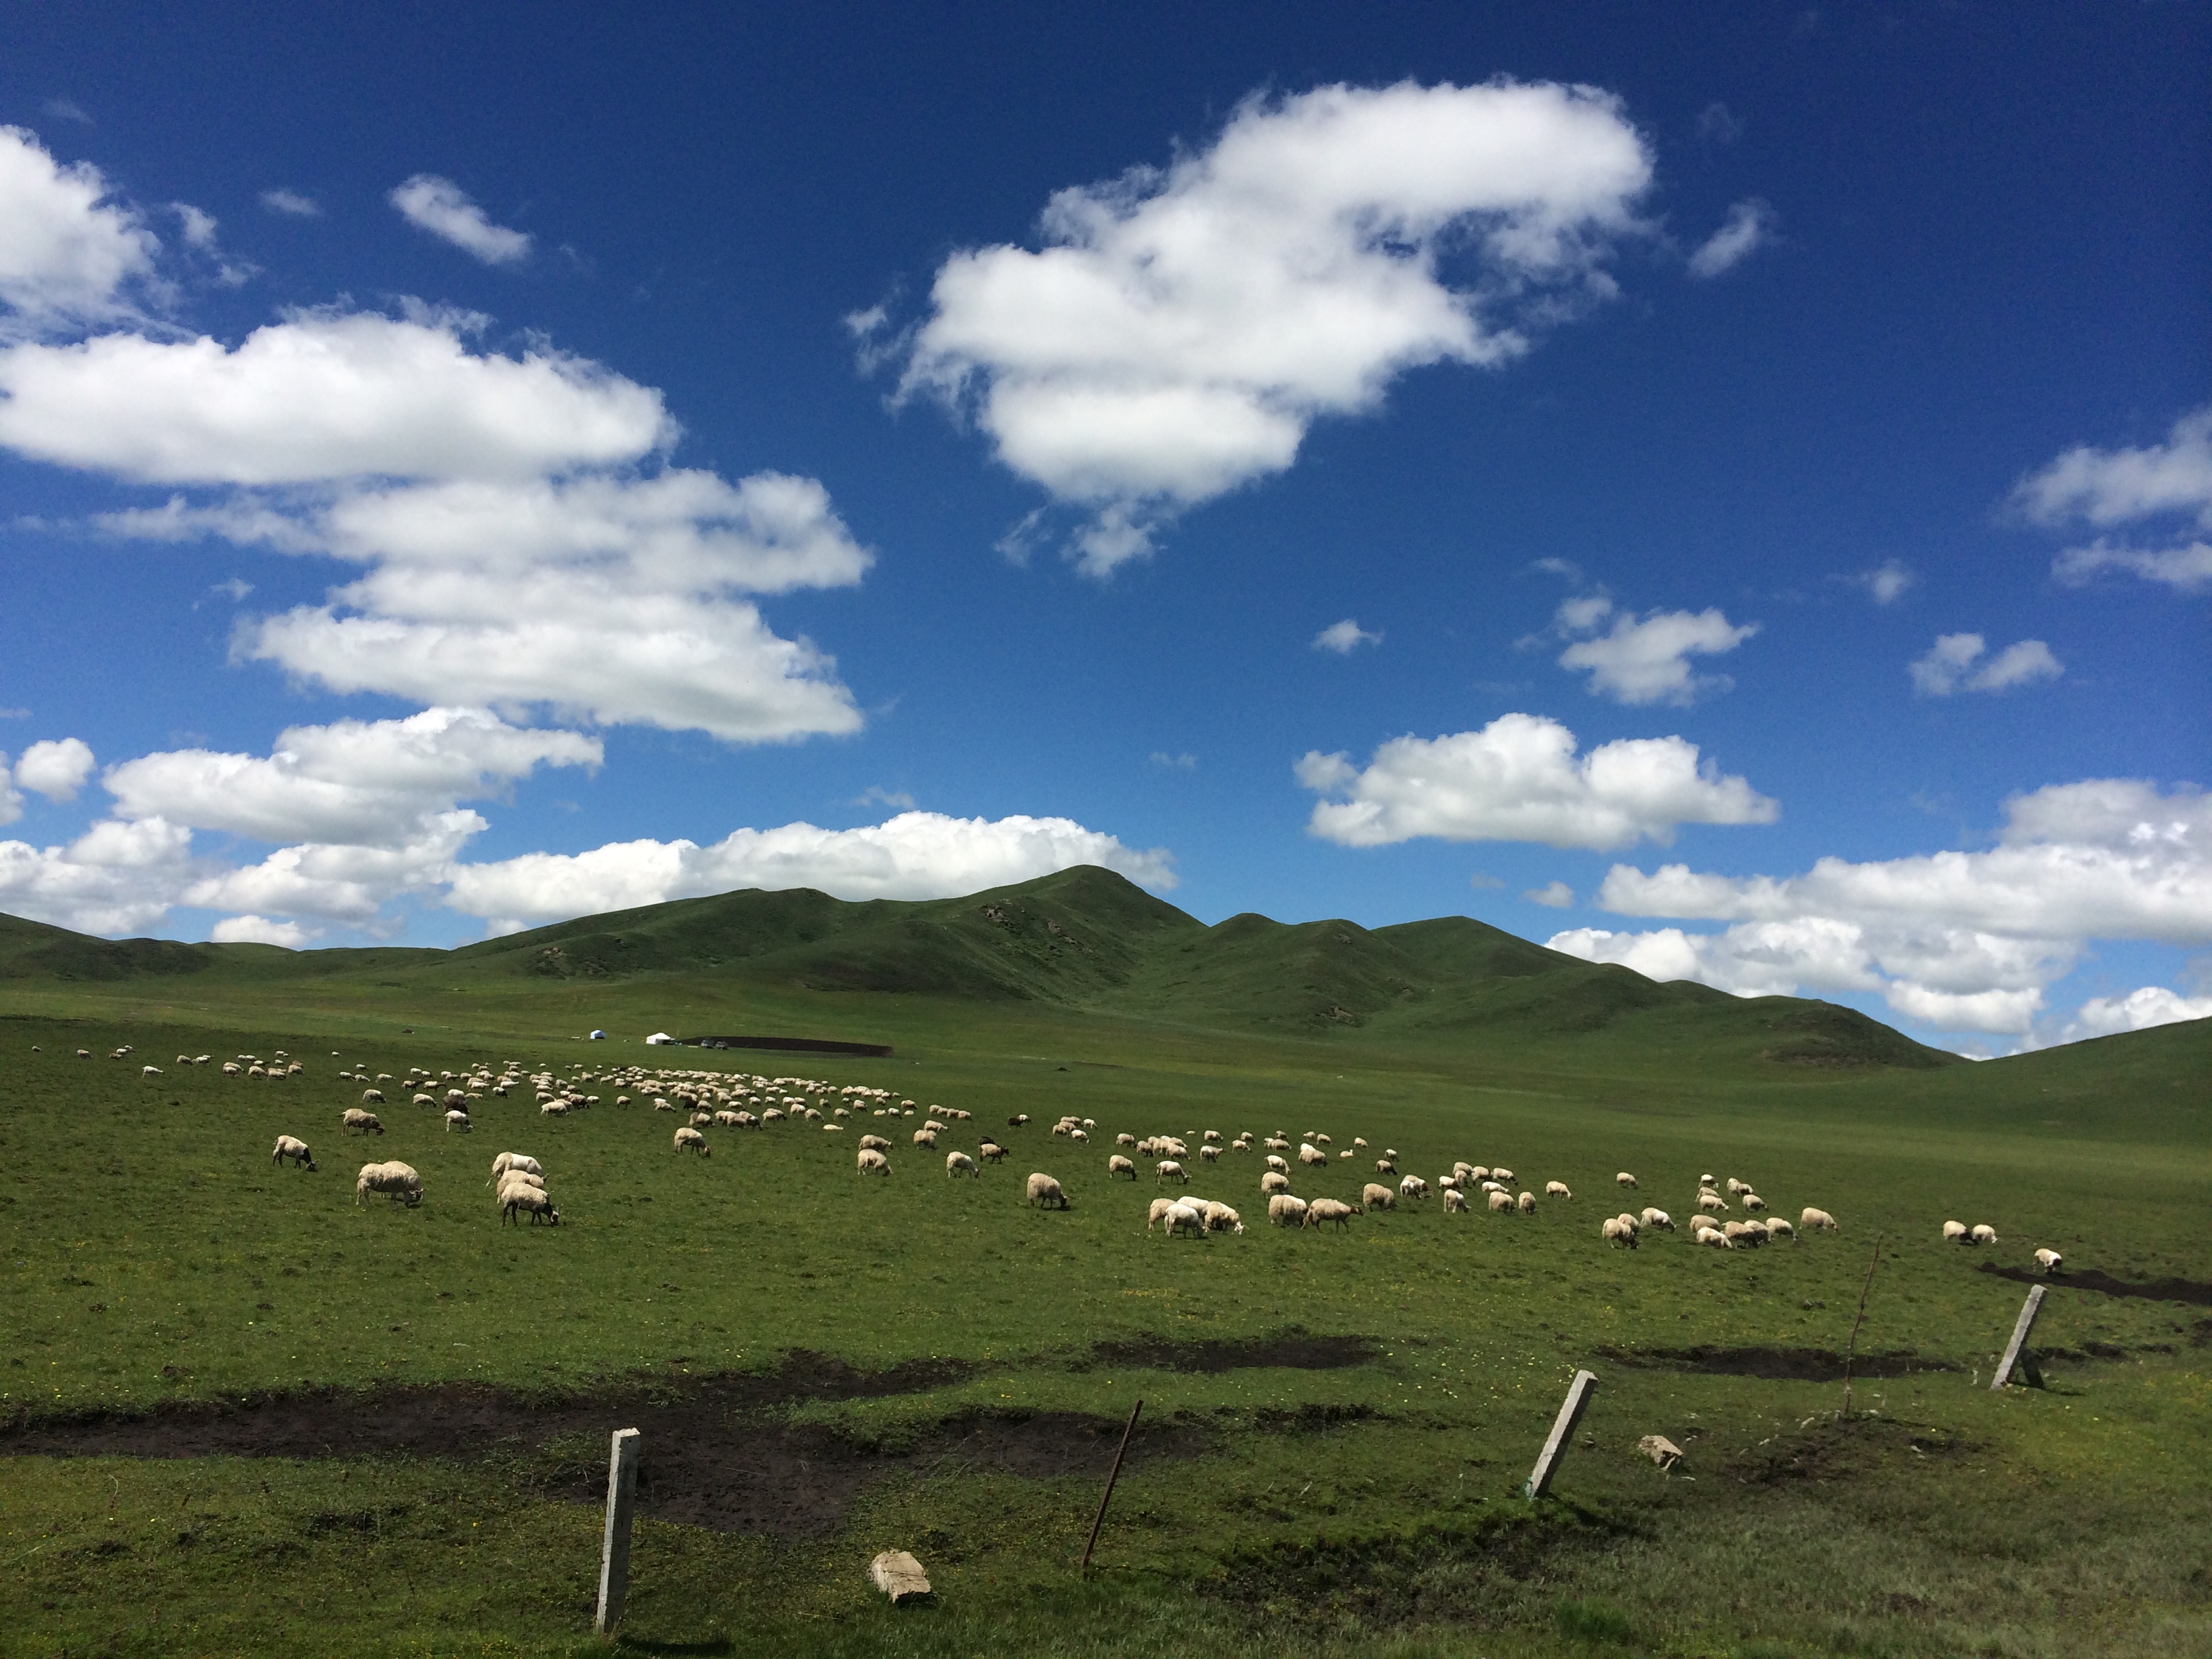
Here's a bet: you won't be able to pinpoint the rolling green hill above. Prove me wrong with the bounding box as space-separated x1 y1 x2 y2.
0 864 1960 1069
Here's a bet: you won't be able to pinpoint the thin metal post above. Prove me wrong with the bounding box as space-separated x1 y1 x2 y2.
595 1427 642 1637
1523 1369 1597 1499
1080 1398 1142 1572
1992 1284 2048 1390
1840 1234 1882 1418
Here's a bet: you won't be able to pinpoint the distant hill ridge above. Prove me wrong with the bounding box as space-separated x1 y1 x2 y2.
0 865 1961 1068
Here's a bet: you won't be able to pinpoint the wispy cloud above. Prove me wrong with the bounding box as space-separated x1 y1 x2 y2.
1687 199 1776 279
260 188 322 218
389 174 531 265
1312 618 1382 654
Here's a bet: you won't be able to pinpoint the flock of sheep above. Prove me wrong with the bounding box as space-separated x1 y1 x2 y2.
83 1038 2071 1275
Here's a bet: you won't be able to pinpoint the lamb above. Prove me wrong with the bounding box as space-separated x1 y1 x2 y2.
1267 1193 1309 1227
354 1161 422 1206
946 1151 979 1178
1640 1208 1675 1231
360 1088 386 1104
1971 1223 1998 1246
1027 1172 1069 1208
1800 1208 1839 1232
674 1126 710 1155
270 1135 316 1171
1361 1182 1397 1210
1441 1188 1469 1213
858 1148 891 1175
2035 1248 2064 1274
1260 1170 1290 1195
1486 1190 1513 1212
1202 1201 1244 1234
1399 1175 1429 1200
1616 1172 1638 1188
1305 1197 1359 1231
445 1109 471 1132
1601 1216 1638 1248
1942 1220 1969 1243
1546 1181 1572 1200
501 1187 560 1226
1155 1160 1187 1183
488 1153 541 1185
1108 1154 1137 1179
342 1108 384 1136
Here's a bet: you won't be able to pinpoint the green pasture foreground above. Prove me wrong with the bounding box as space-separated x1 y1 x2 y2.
1 1006 2209 1656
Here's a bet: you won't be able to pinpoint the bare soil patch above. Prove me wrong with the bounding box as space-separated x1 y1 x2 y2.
1595 1345 1959 1382
1977 1262 2212 1307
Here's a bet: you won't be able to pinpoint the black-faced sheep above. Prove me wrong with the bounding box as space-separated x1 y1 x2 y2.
1026 1172 1069 1208
342 1108 384 1136
674 1126 710 1155
271 1135 316 1171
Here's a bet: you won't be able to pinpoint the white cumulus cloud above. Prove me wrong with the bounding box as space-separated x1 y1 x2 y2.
2015 406 2212 531
1553 597 1759 705
1313 618 1382 653
1686 198 1775 279
1855 558 1914 605
0 125 161 335
445 811 1177 924
885 79 1652 573
2053 539 2212 595
389 174 531 265
14 737 95 800
1908 632 2063 696
0 815 195 935
1554 778 2212 1038
209 914 310 947
2062 985 2212 1042
1297 713 1778 852
1524 880 1574 907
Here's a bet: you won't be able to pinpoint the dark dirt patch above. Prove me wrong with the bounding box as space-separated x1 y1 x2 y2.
1079 1333 1376 1374
1722 1416 1973 1486
1595 1345 1958 1382
1977 1263 2212 1307
0 1351 1209 1538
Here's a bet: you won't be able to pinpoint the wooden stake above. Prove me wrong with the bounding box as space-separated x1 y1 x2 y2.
1523 1369 1597 1499
1080 1398 1142 1573
595 1428 642 1637
1840 1234 1882 1418
1992 1284 2048 1391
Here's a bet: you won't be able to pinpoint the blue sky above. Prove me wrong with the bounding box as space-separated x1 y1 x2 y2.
0 1 2205 1054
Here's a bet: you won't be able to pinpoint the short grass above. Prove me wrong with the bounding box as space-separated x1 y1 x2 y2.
1 986 2207 1656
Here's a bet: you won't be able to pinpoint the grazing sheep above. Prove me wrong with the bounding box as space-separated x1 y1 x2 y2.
1726 1178 1750 1195
1689 1213 1722 1237
1942 1220 1969 1243
1546 1181 1572 1200
1353 1137 1368 1149
714 1110 743 1128
1697 1226 1734 1249
270 1135 316 1171
1697 1190 1729 1213
858 1134 891 1152
360 1088 386 1104
1971 1223 1998 1246
1147 1197 1179 1232
2035 1248 2064 1274
946 1151 978 1178
1265 1153 1290 1175
858 1147 891 1176
1264 1136 1289 1151
1156 1160 1187 1183
1267 1193 1309 1227
1442 1188 1469 1213
912 1128 938 1147
488 1153 541 1185
445 1109 471 1132
1298 1143 1328 1167
1361 1182 1397 1211
1203 1130 1221 1143
540 1101 570 1118
1008 1113 1030 1128
342 1108 384 1136
1305 1197 1359 1231
1616 1172 1638 1188
501 1187 560 1226
1164 1202 1206 1238
1601 1216 1638 1248
412 1092 437 1109
1202 1201 1244 1234
1486 1189 1513 1212
1722 1221 1761 1246
674 1126 710 1156
1400 1175 1429 1200
1260 1170 1290 1195
1108 1154 1137 1179
354 1161 422 1206
495 1172 546 1202
1741 1192 1767 1213
1490 1167 1513 1185
1199 1144 1221 1162
1026 1172 1069 1208
1765 1218 1797 1243
1516 1192 1536 1214
977 1139 1006 1163
1640 1208 1675 1231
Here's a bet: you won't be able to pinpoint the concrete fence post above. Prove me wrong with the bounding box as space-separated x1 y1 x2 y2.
1992 1284 2047 1390
595 1427 642 1637
1524 1369 1597 1499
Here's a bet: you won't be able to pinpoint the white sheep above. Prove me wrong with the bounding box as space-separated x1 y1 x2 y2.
1202 1201 1244 1234
1265 1153 1290 1175
1601 1216 1637 1248
1765 1218 1797 1242
2035 1248 2064 1273
1616 1172 1637 1188
674 1126 710 1156
859 1133 891 1152
1267 1193 1309 1227
1164 1201 1206 1238
1441 1188 1469 1213
1740 1192 1767 1212
1516 1192 1536 1214
1726 1177 1750 1195
858 1147 891 1175
1800 1208 1838 1232
1199 1144 1221 1162
1697 1226 1734 1249
360 1088 386 1104
1305 1197 1359 1231
270 1135 316 1171
1942 1220 1969 1243
495 1171 546 1199
912 1127 938 1147
445 1109 471 1132
946 1151 978 1178
1697 1190 1729 1213
354 1161 422 1206
1546 1181 1572 1200
1260 1170 1290 1195
501 1187 560 1226
1298 1143 1328 1167
342 1108 384 1136
1486 1189 1512 1212
1689 1212 1722 1236
1374 1158 1397 1176
1155 1160 1187 1184
488 1153 541 1185
1399 1175 1429 1200
1971 1223 1998 1246
1108 1154 1136 1179
1361 1182 1397 1211
1640 1208 1675 1231
1490 1166 1513 1184
1026 1172 1069 1208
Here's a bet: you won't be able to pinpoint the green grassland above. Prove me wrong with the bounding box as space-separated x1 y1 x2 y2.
1 870 2208 1656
